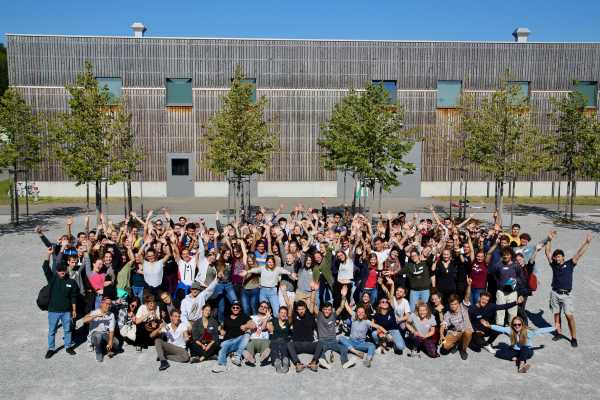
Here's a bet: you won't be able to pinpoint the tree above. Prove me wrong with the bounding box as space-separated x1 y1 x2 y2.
460 78 548 222
50 61 138 221
319 83 415 211
548 91 600 220
0 88 43 225
0 44 8 97
204 65 278 217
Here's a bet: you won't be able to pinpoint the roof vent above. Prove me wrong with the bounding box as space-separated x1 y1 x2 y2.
512 27 530 43
131 22 147 38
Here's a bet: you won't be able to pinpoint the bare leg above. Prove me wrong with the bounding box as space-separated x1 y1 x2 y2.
553 313 562 336
565 314 577 339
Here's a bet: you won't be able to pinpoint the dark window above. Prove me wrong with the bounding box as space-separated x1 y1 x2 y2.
166 78 193 106
574 81 598 108
171 158 189 176
372 80 397 104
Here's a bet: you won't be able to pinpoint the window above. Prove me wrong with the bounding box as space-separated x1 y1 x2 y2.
241 78 257 103
166 78 193 106
96 77 122 104
574 81 598 108
372 80 397 104
171 158 189 176
437 80 462 108
508 81 530 105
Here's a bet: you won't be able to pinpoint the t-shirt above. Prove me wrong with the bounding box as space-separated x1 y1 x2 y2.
292 312 317 342
402 261 431 291
337 259 354 282
250 314 271 340
435 261 458 293
135 304 161 323
492 261 519 288
88 311 116 336
373 311 398 331
162 322 190 348
470 261 488 289
392 297 411 327
177 257 197 286
550 259 576 291
316 312 337 340
223 313 250 340
350 318 372 341
255 250 267 267
364 267 378 289
296 267 314 293
373 249 391 271
410 313 436 337
143 260 164 288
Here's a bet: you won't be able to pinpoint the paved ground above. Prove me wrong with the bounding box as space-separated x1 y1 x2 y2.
1 209 599 400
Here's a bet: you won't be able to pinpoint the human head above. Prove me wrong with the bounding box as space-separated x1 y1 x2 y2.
552 249 565 265
100 296 112 313
395 286 406 299
159 291 172 304
321 302 333 318
295 300 307 317
202 304 212 318
448 294 461 312
231 301 242 315
258 301 270 316
478 291 491 307
266 255 275 269
519 233 531 246
511 224 521 238
415 301 431 319
501 248 513 264
355 306 366 320
170 309 181 325
278 306 289 320
144 294 156 310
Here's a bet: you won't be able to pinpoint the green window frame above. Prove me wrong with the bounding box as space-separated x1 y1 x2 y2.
241 78 257 103
166 78 193 106
96 77 122 104
574 81 598 108
437 80 462 108
508 81 530 105
372 80 398 104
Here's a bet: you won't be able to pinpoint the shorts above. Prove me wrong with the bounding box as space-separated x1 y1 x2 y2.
549 290 575 315
246 338 270 355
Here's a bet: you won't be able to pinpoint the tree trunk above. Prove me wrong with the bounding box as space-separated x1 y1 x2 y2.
564 179 571 218
95 179 102 223
127 174 133 215
556 181 561 212
510 178 516 226
9 179 15 225
351 176 357 215
570 178 576 220
25 175 29 216
13 164 19 226
496 179 504 225
86 183 90 213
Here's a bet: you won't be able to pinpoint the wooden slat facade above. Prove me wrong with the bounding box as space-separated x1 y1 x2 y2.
6 35 600 183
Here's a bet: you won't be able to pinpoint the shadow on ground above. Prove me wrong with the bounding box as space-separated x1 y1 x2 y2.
511 205 600 232
0 206 85 236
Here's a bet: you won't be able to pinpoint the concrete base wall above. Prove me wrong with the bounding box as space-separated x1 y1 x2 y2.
257 181 337 198
421 181 599 197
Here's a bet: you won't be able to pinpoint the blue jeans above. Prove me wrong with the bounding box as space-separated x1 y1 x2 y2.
338 336 376 360
370 329 406 350
259 287 279 315
175 281 191 297
241 287 260 316
211 282 238 323
471 288 484 305
48 311 72 350
409 289 430 311
320 338 349 364
217 334 250 366
132 286 145 303
363 288 378 305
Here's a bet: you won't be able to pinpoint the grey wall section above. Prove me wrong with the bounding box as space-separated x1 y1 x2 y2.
6 35 600 187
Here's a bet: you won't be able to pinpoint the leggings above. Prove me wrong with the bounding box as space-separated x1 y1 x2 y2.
409 334 439 358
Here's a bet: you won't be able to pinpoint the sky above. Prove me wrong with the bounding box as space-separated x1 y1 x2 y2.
2 0 600 44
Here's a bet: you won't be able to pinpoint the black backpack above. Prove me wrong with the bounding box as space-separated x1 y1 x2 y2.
37 285 51 311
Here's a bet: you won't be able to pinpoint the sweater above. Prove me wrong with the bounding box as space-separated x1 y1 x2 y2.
43 260 78 313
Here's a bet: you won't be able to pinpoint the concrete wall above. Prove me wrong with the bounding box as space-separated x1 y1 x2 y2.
420 181 600 197
257 181 337 198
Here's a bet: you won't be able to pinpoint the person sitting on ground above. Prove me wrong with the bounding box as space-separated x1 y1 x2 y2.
189 304 220 363
152 309 191 371
488 316 555 373
243 301 272 367
212 301 254 373
82 296 120 362
405 301 439 358
338 303 385 368
287 297 322 373
267 304 293 374
440 293 473 361
371 295 406 355
133 293 162 351
180 280 218 324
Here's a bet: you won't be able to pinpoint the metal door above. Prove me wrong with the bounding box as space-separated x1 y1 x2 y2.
166 153 194 197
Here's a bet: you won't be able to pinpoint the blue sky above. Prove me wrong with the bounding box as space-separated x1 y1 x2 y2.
2 0 600 43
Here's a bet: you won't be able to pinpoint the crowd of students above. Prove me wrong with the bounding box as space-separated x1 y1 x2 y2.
39 201 593 374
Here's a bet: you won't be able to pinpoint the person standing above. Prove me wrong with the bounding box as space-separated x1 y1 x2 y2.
545 231 592 348
42 248 78 359
401 250 433 311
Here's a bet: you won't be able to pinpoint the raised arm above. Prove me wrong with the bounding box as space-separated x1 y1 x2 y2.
545 230 556 264
572 233 593 265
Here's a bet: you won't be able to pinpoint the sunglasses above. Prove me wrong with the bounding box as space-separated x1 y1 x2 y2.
232 306 241 309
512 323 522 327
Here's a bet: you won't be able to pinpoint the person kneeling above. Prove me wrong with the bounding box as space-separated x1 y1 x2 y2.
151 310 191 371
83 296 120 362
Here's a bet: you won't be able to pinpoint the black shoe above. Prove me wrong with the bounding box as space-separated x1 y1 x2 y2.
66 347 76 356
159 360 170 371
450 345 458 354
459 349 468 360
571 338 578 348
552 334 562 341
45 350 55 359
394 349 403 356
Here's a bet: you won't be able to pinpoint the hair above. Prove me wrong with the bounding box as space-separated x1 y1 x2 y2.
320 302 333 310
499 235 511 243
448 294 461 304
511 224 521 229
170 309 181 316
202 303 212 311
501 248 513 257
278 305 288 313
295 300 307 310
415 301 432 319
552 249 565 258
67 255 78 262
509 316 529 346
185 222 196 231
143 294 156 304
519 233 531 241
479 291 492 300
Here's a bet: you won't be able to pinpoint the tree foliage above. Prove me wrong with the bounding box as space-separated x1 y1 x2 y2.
460 78 548 217
203 65 278 179
318 83 415 193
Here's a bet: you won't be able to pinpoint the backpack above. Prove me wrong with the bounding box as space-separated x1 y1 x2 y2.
36 285 51 311
528 272 538 292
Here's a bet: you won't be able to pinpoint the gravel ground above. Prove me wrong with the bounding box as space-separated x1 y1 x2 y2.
1 211 599 400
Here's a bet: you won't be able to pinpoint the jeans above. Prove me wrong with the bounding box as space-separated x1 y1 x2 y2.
259 287 279 316
211 282 238 323
319 279 333 305
48 311 72 350
363 288 378 305
241 287 260 316
217 334 250 366
409 289 430 311
132 286 145 303
287 340 322 364
319 338 349 364
90 331 120 355
471 288 485 305
370 329 406 350
338 336 376 360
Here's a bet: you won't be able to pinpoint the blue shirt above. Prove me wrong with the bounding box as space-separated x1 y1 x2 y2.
550 259 576 291
491 325 555 350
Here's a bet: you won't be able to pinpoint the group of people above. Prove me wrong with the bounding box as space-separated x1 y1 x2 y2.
39 201 592 374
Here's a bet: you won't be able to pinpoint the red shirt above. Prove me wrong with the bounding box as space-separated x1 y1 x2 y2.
365 267 378 289
470 261 488 289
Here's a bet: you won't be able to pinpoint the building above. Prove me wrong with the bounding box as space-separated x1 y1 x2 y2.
6 25 600 198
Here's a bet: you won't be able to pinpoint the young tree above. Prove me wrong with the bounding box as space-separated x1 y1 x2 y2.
0 88 43 225
548 91 600 219
50 61 137 221
203 65 278 216
319 83 415 211
460 79 548 222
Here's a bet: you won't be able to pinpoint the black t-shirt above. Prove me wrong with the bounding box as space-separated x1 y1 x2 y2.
435 261 458 293
292 312 316 342
223 313 250 340
550 259 576 291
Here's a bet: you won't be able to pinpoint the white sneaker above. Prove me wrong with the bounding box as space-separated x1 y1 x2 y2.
318 358 332 370
483 344 496 354
211 364 227 373
342 360 356 369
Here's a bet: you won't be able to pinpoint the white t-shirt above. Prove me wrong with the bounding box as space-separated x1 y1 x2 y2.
337 259 354 282
135 304 161 323
250 315 271 340
178 257 197 286
162 322 190 348
374 249 391 271
392 297 411 328
143 260 164 288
